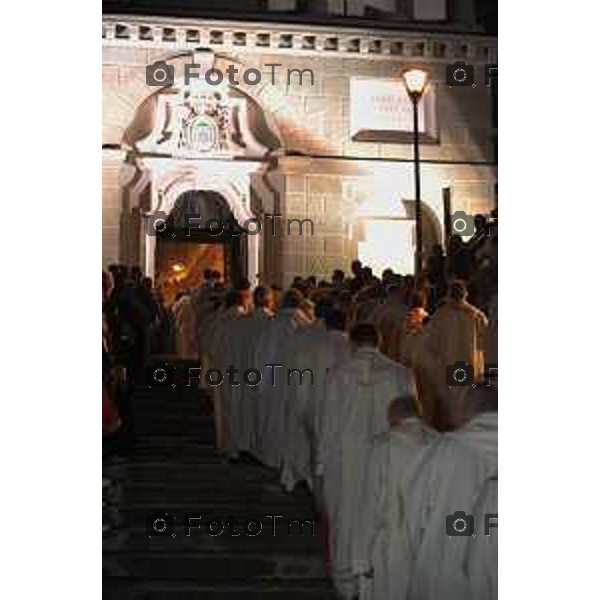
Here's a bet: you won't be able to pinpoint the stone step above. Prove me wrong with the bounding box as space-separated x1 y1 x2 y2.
131 415 215 425
103 577 336 600
127 440 218 451
103 525 325 552
115 496 317 516
103 465 280 483
103 379 333 599
115 486 307 503
103 551 327 580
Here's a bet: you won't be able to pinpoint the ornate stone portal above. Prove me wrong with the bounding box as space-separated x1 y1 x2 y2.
117 56 281 287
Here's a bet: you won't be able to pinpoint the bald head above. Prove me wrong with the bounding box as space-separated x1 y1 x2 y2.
349 323 379 349
448 280 468 302
253 286 272 308
388 395 419 428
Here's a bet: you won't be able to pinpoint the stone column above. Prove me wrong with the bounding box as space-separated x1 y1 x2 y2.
142 184 162 280
102 150 126 268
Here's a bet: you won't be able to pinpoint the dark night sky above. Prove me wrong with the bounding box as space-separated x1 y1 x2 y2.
103 1 497 35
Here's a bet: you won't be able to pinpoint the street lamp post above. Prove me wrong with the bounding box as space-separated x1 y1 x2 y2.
402 68 429 277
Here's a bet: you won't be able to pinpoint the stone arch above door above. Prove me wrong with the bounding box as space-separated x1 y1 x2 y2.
137 157 264 285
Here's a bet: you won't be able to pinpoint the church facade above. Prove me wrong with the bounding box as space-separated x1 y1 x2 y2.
102 2 497 288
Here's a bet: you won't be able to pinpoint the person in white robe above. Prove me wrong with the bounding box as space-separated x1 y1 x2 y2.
231 287 277 458
464 474 497 600
352 395 438 600
280 304 351 493
171 291 198 359
251 288 304 468
372 284 409 359
410 280 488 430
225 286 275 458
405 384 498 600
316 323 418 600
485 292 498 367
196 291 225 364
352 286 383 324
208 285 252 453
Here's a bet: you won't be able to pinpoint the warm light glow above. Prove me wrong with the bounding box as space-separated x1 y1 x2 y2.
171 262 186 274
358 220 414 276
402 68 429 98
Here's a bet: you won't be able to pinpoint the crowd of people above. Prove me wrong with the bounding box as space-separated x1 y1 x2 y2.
102 231 498 600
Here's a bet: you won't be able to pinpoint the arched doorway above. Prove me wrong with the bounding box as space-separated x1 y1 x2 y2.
155 190 248 304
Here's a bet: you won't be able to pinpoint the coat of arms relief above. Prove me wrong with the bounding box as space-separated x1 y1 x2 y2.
138 82 267 160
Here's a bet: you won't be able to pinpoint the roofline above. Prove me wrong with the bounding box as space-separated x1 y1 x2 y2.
102 9 497 39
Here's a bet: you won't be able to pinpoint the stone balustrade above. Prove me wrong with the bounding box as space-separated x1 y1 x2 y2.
102 16 497 64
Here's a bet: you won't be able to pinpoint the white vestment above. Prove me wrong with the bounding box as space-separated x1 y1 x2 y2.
353 419 438 600
280 324 351 492
372 300 408 358
196 299 222 367
466 475 498 600
405 412 498 600
227 308 274 455
207 306 247 452
251 308 299 468
172 295 198 359
317 347 417 599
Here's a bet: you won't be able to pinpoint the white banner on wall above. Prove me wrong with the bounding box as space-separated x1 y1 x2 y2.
350 77 437 142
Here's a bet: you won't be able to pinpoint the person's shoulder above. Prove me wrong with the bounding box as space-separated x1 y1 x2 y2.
372 430 392 449
465 303 488 326
457 300 486 320
426 303 448 322
385 354 415 379
474 306 489 324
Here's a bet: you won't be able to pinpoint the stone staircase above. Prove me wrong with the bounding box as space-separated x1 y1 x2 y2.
103 373 336 599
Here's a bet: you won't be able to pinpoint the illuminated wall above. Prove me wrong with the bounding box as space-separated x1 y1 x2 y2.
103 16 497 284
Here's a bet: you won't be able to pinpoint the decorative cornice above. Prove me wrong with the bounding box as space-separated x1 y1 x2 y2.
102 14 497 64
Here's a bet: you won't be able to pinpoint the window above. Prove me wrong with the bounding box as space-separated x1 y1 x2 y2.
413 0 447 21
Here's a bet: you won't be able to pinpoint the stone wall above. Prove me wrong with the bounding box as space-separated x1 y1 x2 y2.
102 15 497 282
